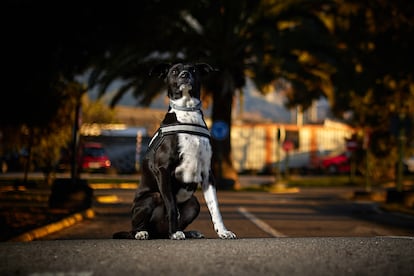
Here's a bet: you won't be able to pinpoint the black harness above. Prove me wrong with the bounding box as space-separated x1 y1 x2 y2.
147 123 211 152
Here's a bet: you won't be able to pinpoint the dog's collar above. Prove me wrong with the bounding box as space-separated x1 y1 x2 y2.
169 101 202 112
148 123 210 149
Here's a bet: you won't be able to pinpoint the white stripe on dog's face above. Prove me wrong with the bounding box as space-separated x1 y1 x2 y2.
170 84 200 110
179 83 192 94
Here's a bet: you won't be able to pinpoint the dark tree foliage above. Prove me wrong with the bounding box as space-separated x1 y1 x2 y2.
2 0 161 127
331 0 414 130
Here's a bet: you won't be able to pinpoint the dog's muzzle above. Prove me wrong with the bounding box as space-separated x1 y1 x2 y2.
178 70 193 87
178 70 191 79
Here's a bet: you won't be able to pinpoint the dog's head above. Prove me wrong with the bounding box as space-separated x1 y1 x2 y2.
151 63 214 102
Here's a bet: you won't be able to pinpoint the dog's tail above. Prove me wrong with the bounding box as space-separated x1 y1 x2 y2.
112 231 135 239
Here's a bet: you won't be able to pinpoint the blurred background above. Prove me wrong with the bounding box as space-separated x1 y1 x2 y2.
0 0 413 189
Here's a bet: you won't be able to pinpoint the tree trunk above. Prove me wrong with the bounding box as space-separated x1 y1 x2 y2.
210 70 240 190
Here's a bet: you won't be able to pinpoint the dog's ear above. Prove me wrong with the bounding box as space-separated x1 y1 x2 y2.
149 63 171 79
195 63 216 75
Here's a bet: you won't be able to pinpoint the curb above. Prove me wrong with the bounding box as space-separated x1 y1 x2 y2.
89 183 138 190
8 208 95 242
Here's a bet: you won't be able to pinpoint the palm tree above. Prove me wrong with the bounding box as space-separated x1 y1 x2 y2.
91 0 337 187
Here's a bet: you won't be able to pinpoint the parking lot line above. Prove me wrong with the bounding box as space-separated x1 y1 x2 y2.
238 207 287 238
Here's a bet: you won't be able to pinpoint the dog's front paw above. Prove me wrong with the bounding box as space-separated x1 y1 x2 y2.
170 231 186 240
135 231 149 240
217 229 237 239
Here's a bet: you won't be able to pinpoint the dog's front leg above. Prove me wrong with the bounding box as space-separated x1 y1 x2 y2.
158 167 185 240
202 177 236 239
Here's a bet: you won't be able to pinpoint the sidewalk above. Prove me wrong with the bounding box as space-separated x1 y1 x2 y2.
0 172 139 242
8 209 95 242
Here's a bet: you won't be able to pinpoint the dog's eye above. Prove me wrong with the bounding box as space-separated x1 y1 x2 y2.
171 69 178 75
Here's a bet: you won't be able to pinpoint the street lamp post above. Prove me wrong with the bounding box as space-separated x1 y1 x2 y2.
396 112 407 192
70 97 81 184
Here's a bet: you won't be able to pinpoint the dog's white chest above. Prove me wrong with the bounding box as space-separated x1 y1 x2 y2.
175 133 211 183
172 110 212 184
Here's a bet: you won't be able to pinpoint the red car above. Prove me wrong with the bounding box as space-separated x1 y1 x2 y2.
80 142 111 173
319 151 351 174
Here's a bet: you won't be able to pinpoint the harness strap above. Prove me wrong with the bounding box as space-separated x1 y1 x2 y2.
161 124 210 137
148 124 211 149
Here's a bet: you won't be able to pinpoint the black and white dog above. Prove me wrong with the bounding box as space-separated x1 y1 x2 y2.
114 63 236 240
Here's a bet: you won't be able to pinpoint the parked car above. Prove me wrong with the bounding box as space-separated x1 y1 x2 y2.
319 150 351 174
79 142 111 173
273 151 313 174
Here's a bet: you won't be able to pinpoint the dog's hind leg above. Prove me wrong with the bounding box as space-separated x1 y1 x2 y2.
131 192 161 240
177 195 204 239
154 167 186 239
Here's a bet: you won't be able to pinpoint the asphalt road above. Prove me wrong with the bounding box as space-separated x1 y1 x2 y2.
39 183 414 240
2 237 414 275
2 174 414 275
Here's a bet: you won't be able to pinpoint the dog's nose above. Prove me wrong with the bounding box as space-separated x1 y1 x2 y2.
178 71 190 79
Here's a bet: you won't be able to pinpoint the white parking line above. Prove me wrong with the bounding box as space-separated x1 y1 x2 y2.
238 207 287 238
